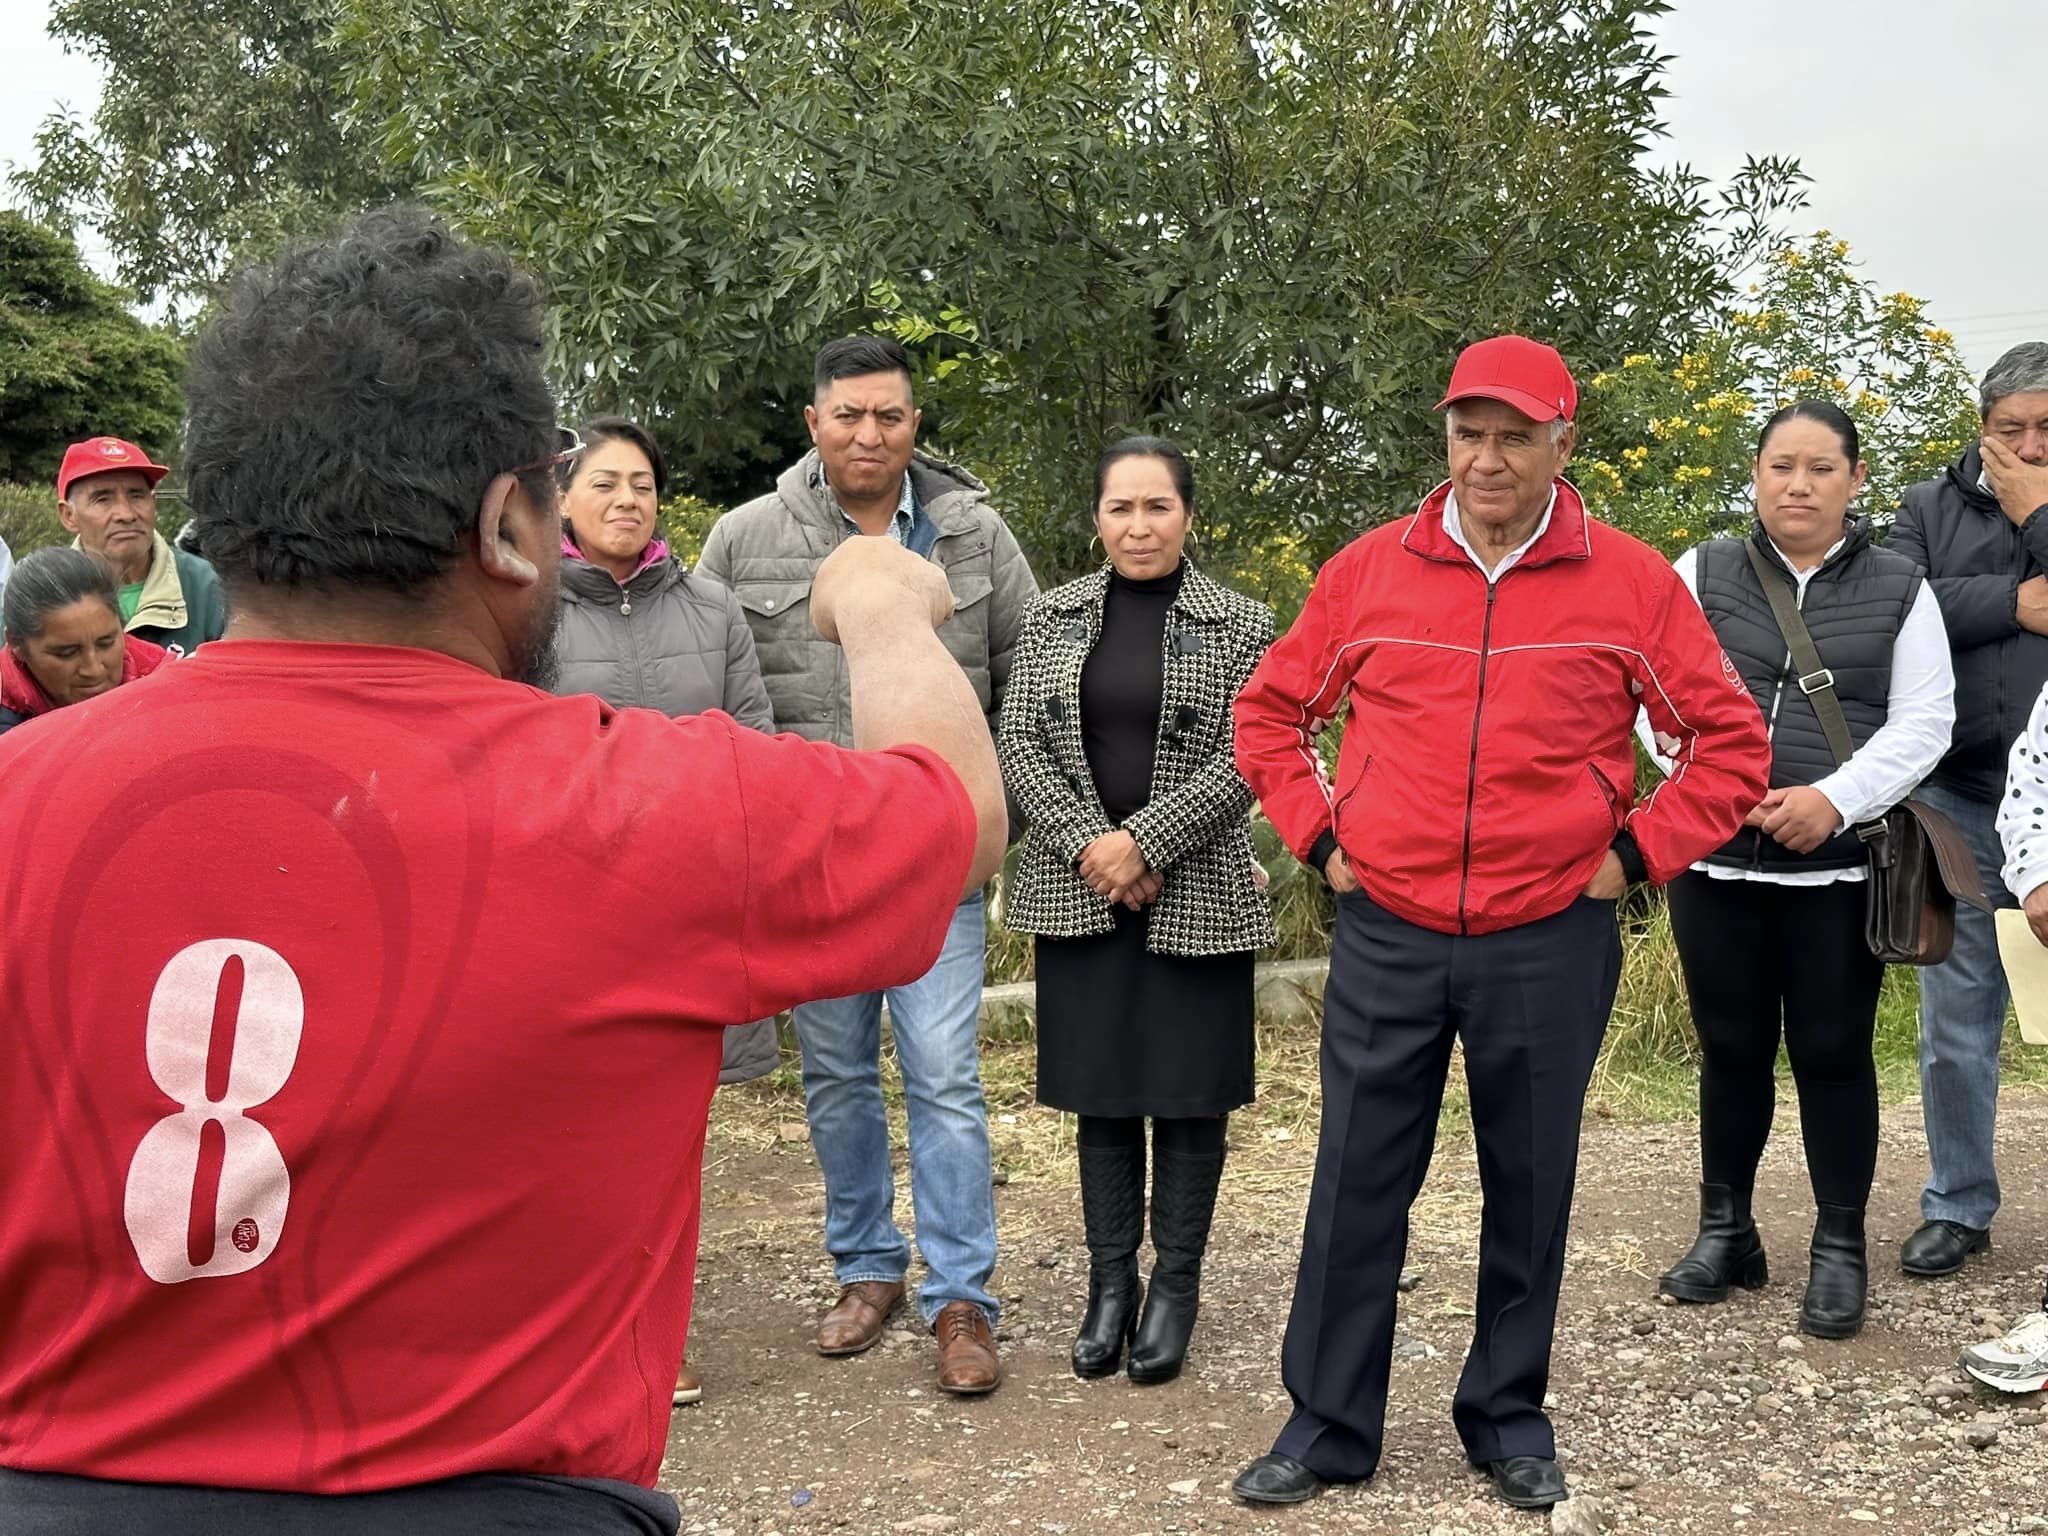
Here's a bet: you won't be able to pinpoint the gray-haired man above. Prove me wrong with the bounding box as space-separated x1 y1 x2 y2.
1888 341 2048 1277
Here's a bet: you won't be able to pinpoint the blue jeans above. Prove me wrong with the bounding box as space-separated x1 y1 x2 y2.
1915 781 2015 1230
790 893 999 1326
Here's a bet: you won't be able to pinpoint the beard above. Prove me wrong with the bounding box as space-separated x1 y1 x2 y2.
512 571 565 691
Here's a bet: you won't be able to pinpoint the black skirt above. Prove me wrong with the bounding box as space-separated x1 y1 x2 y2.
1033 904 1256 1118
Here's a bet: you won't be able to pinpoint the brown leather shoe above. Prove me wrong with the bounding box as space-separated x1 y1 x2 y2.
933 1301 1001 1395
816 1280 905 1356
671 1357 702 1406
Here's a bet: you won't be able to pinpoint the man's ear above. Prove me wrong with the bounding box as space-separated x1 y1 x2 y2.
803 403 821 446
57 498 78 536
475 473 543 588
1555 421 1577 468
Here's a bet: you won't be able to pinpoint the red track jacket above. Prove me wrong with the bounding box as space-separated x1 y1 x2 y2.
1234 480 1770 936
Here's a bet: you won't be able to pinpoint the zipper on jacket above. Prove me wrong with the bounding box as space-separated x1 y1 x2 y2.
1752 648 1794 871
1455 583 1500 934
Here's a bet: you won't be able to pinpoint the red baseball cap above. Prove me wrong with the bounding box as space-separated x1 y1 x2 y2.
57 436 171 501
1435 335 1578 423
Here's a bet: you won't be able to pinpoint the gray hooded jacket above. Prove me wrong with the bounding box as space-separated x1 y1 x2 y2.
696 450 1039 748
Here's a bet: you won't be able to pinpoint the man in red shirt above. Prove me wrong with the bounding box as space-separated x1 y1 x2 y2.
1228 337 1770 1513
0 208 1006 1535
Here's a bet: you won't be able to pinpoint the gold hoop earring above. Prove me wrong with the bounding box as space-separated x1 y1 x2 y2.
1088 532 1105 560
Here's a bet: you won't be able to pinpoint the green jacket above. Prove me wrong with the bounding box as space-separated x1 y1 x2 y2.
77 530 228 658
697 451 1039 748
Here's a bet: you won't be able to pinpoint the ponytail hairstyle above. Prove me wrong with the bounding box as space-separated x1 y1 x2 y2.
1094 435 1197 514
1756 398 1860 462
3 547 121 648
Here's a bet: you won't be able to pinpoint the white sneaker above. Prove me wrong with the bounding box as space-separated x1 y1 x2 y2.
1960 1311 2048 1393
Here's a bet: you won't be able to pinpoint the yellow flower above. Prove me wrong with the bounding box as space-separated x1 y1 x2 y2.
1622 354 1653 369
1696 424 1716 439
1924 326 1955 347
1590 372 1614 389
1672 526 1690 539
1621 445 1650 469
1832 239 1850 259
1785 366 1816 385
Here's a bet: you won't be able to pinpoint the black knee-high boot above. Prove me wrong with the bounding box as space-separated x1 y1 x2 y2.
1128 1145 1224 1384
1073 1142 1147 1377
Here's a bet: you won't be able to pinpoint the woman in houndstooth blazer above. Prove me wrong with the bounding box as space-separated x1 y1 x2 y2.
998 436 1276 1390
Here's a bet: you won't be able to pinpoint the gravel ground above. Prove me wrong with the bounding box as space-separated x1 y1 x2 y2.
664 1086 2048 1536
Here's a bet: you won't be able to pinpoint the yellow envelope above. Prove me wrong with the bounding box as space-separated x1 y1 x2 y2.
1994 908 2048 1046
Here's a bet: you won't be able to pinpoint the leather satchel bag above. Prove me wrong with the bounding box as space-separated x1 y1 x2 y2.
1743 542 1991 964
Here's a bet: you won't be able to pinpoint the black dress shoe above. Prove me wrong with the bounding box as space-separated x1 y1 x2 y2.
1231 1453 1323 1505
1472 1455 1568 1509
1901 1219 1990 1277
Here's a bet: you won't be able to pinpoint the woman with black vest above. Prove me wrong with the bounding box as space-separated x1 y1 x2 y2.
1646 401 1954 1338
998 437 1276 1385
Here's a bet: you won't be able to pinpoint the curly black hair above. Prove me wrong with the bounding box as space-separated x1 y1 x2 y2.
181 205 558 594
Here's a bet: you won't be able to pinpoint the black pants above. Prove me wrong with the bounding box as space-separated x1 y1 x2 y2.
1076 1114 1228 1157
1667 872 1883 1209
1271 892 1620 1481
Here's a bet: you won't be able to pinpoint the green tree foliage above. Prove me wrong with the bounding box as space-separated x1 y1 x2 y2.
1575 231 1980 551
13 0 411 317
338 0 1798 587
0 213 184 489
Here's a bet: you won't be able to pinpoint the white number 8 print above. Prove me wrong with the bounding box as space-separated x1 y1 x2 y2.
123 939 303 1283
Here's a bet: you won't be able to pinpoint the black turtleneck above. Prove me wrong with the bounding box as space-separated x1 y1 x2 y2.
1080 562 1185 822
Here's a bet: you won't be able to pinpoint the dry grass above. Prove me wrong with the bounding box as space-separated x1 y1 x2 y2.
711 892 2048 1211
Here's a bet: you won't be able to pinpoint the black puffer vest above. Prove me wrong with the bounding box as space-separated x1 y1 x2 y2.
1695 518 1922 871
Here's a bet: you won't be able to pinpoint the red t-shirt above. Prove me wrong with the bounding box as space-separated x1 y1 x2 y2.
0 640 975 1494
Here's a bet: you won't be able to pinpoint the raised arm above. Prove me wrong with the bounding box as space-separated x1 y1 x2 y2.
1890 493 2021 652
812 538 1007 894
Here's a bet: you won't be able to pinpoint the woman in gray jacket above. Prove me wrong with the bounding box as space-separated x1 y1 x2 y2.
555 416 777 1405
1000 437 1275 1387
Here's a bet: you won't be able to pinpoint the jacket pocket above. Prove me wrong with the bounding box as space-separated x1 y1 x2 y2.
946 572 995 612
1331 754 1374 853
1585 763 1623 832
734 578 812 624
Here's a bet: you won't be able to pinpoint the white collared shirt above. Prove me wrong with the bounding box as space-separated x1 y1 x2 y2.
1638 536 1955 885
1442 486 1558 583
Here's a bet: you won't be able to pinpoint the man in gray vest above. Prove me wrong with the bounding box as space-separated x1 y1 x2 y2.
697 337 1037 1394
1889 341 2048 1276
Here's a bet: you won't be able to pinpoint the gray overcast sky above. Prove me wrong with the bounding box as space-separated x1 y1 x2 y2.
3 0 2044 375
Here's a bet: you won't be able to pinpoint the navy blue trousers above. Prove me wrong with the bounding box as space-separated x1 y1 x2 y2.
1271 891 1621 1480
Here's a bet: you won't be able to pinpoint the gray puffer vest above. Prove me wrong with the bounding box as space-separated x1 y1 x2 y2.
554 544 780 1082
1696 519 1922 872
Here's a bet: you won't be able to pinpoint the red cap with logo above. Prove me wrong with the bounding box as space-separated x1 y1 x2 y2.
1435 335 1578 424
57 437 171 501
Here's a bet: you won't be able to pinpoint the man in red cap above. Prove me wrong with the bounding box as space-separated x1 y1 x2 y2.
57 436 227 657
1229 336 1771 1512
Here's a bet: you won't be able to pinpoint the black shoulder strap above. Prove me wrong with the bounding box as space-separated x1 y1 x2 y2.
1742 539 1887 842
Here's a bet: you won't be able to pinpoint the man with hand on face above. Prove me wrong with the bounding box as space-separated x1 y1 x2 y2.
57 436 227 657
0 209 1009 1535
1887 341 2048 1281
1229 336 1770 1512
696 336 1037 1396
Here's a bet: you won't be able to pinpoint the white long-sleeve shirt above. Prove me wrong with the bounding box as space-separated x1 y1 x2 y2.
2000 684 2048 901
1638 538 1956 886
